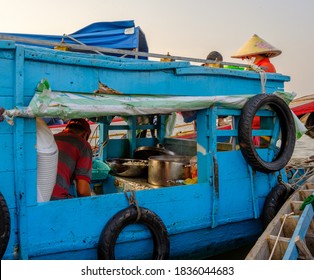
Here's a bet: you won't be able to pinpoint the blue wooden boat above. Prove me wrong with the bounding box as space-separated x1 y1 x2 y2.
0 32 298 260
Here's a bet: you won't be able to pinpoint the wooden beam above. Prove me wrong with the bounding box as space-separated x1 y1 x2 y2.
282 215 299 237
305 233 314 255
300 190 314 200
295 235 313 260
290 201 303 215
268 235 290 260
283 200 314 259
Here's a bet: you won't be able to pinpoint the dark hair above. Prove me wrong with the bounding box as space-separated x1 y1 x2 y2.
206 51 223 62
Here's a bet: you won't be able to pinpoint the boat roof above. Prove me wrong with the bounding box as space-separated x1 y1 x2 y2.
0 20 148 55
290 94 314 116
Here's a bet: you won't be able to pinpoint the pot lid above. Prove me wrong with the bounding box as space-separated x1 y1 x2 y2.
134 146 175 160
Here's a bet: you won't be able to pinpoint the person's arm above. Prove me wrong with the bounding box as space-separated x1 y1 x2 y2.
76 179 91 197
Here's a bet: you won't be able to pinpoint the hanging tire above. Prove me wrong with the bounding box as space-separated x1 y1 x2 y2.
238 94 296 173
261 184 294 228
0 192 10 259
98 205 170 260
305 112 314 139
305 112 314 128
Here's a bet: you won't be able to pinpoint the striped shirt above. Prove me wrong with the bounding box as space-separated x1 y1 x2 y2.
51 131 92 200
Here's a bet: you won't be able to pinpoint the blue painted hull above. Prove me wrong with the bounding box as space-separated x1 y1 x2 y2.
30 219 263 260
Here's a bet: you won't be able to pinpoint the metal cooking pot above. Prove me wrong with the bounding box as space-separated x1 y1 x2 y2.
106 158 148 177
148 155 191 186
133 145 175 160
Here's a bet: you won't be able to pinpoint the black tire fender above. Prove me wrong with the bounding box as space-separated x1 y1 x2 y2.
0 192 10 259
305 112 314 139
98 205 170 260
261 184 294 228
238 94 296 173
305 112 314 128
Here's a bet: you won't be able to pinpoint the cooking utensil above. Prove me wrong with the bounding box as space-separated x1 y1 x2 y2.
106 158 148 177
148 155 191 186
134 145 175 160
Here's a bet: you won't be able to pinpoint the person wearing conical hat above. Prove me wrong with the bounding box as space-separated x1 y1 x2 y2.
231 34 281 73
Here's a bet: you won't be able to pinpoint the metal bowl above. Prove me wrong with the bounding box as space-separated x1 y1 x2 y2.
106 158 148 177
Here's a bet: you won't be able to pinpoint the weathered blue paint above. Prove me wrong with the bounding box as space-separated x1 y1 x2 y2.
0 40 292 260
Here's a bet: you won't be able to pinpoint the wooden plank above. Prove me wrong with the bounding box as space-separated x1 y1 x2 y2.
246 237 270 260
299 189 314 200
283 202 314 259
268 235 291 242
295 235 313 260
290 201 304 215
304 183 314 190
282 215 299 237
268 235 290 260
309 219 314 232
305 233 314 255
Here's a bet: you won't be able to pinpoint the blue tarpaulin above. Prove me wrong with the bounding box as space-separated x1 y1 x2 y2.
0 20 148 54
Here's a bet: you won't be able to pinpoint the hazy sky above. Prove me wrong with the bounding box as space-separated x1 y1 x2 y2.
2 0 313 97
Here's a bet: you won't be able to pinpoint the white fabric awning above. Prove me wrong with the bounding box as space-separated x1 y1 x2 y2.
6 90 254 119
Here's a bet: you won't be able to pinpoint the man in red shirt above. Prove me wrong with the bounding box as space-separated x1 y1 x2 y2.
51 118 92 200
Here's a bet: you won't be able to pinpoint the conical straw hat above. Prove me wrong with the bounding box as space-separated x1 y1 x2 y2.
231 34 282 58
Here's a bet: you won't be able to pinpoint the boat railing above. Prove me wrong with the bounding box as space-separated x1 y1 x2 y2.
0 34 251 69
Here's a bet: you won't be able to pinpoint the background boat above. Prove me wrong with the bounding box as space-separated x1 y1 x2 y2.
290 94 314 138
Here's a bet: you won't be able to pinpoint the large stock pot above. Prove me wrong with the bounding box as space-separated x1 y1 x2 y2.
148 155 191 186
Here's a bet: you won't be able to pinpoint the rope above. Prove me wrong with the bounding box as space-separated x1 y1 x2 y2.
268 212 294 260
277 173 294 195
259 71 267 94
248 63 267 94
124 190 141 222
93 135 109 159
285 158 314 189
63 34 104 56
90 123 109 159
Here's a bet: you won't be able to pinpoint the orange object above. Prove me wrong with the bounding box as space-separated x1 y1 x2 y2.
255 57 276 73
190 156 198 179
252 116 260 128
252 116 260 146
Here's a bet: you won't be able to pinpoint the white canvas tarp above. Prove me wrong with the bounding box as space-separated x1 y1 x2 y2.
6 90 253 119
2 89 305 138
